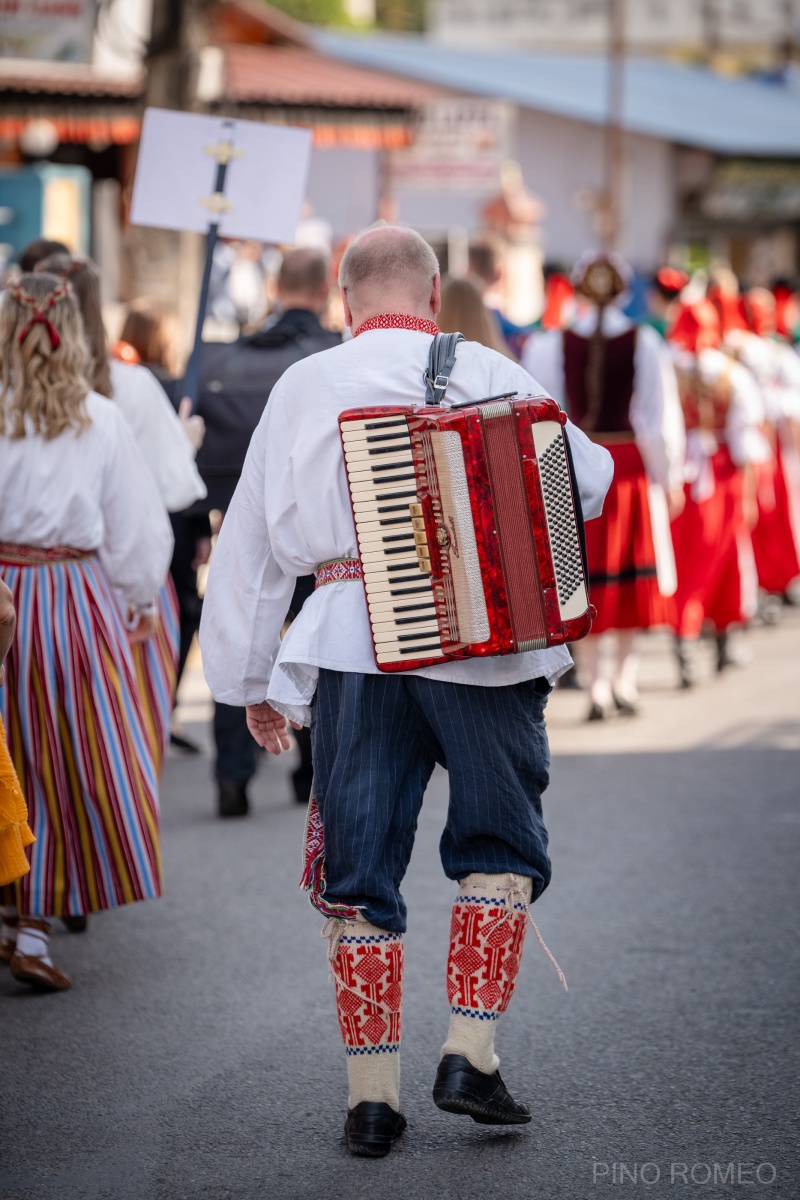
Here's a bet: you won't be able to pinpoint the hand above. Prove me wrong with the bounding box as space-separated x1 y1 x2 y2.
191 536 212 572
178 397 206 452
245 702 301 755
742 494 759 530
128 612 156 645
667 485 685 520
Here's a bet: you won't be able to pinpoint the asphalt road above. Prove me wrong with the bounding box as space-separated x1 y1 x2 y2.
2 616 799 1200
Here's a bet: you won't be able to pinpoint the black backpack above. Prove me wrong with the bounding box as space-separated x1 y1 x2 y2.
188 318 340 513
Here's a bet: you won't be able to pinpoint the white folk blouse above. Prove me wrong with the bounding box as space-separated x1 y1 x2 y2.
0 390 173 609
200 328 614 723
109 360 206 513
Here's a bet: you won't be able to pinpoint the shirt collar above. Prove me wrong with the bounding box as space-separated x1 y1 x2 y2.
352 313 439 338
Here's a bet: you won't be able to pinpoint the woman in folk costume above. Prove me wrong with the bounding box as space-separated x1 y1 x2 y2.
667 300 769 684
523 252 685 718
0 579 34 891
0 273 173 991
36 255 207 773
726 289 800 602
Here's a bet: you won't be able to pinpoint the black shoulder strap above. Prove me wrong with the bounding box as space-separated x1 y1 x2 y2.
423 332 464 405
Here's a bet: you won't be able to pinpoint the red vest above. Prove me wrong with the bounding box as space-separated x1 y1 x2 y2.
562 327 637 433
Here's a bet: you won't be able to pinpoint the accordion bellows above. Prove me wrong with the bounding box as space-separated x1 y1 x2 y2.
339 395 594 672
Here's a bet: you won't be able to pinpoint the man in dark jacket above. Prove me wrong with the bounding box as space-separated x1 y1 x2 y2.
194 248 341 816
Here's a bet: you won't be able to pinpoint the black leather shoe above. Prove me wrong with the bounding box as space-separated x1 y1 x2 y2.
217 781 249 818
344 1101 406 1157
433 1054 531 1126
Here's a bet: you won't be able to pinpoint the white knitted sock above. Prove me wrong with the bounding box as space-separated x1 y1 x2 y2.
442 873 533 1075
326 918 403 1112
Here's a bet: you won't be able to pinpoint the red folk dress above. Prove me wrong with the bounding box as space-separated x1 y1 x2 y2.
670 354 764 636
562 328 674 633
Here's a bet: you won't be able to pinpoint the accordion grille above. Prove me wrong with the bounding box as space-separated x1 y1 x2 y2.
480 407 548 646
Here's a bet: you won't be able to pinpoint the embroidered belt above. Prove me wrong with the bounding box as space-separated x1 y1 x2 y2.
315 558 363 588
0 543 94 566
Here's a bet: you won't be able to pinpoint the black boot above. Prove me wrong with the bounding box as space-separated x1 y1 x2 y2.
675 635 694 689
217 781 249 818
433 1054 531 1126
344 1101 406 1157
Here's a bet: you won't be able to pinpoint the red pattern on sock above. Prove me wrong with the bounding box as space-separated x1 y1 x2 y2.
447 897 527 1015
333 933 403 1052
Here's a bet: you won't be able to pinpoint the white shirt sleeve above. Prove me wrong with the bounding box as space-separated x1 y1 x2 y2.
200 397 296 707
629 325 686 492
726 362 771 467
521 330 566 405
98 405 175 609
111 362 207 513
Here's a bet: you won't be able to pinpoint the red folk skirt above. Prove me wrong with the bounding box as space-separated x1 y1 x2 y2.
670 445 754 637
585 441 673 634
751 434 800 595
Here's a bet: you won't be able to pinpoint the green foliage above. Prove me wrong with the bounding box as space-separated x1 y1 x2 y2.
265 0 353 28
375 0 425 30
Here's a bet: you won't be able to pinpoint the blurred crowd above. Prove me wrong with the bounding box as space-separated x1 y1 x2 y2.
0 225 799 992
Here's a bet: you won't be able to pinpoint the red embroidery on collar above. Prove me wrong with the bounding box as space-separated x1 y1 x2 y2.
353 313 439 338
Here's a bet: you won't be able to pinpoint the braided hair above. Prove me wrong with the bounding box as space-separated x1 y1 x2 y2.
35 254 112 399
0 273 91 440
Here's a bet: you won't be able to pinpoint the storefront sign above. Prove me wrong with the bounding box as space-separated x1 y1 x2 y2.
387 100 512 192
701 160 800 221
0 0 95 64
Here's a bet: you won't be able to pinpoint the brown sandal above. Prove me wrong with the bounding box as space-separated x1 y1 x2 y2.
10 918 72 992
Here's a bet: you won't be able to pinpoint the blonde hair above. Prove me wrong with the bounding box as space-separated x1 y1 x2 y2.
0 273 91 440
36 254 112 398
338 223 439 307
437 276 513 357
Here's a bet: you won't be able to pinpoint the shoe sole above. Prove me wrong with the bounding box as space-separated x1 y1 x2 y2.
433 1089 531 1126
346 1138 395 1157
346 1122 405 1157
11 969 71 992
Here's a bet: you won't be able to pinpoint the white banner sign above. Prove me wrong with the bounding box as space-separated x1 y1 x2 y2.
130 109 313 244
388 100 512 193
0 0 95 63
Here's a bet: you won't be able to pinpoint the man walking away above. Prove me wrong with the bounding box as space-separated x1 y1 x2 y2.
195 248 340 817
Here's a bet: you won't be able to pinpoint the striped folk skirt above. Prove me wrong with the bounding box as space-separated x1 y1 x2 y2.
584 441 674 634
131 579 179 776
0 546 162 917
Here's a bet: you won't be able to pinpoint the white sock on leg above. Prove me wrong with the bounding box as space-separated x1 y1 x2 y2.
442 873 533 1075
16 920 53 966
327 918 404 1112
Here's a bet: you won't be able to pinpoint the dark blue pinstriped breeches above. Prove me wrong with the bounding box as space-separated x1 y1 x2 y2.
310 670 553 933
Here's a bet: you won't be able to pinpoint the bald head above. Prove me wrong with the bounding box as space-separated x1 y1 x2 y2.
338 224 440 328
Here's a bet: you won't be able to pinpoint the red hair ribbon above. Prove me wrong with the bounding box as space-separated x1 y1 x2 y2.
8 281 69 351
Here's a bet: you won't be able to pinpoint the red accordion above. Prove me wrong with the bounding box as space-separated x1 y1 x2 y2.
339 394 594 672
